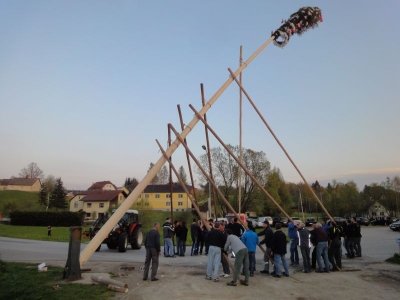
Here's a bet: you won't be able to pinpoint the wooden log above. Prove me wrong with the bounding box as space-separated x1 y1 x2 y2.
91 275 128 288
107 284 128 293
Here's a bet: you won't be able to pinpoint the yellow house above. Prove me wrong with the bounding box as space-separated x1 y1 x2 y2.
133 183 193 211
0 178 41 192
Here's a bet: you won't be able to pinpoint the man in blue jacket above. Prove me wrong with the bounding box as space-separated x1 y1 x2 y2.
241 223 259 276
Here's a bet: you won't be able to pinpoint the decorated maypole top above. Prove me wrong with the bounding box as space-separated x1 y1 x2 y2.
272 7 323 48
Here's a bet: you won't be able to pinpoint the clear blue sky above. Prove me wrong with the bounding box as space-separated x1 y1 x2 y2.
1 1 399 190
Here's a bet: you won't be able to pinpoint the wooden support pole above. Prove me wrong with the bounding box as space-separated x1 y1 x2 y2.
227 68 335 223
156 139 210 231
177 105 199 211
79 36 274 267
200 84 217 219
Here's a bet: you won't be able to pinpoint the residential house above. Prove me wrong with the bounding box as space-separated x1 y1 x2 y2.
0 178 41 192
69 181 127 220
368 201 390 219
133 183 193 212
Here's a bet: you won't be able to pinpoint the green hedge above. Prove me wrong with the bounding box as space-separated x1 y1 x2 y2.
10 211 84 226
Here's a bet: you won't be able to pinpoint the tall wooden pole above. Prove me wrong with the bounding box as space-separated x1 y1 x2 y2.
79 36 274 266
238 45 243 215
168 126 174 223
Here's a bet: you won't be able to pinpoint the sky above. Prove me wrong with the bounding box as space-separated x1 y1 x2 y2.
0 1 399 190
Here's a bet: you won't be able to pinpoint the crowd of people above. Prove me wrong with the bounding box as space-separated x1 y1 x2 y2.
142 215 362 285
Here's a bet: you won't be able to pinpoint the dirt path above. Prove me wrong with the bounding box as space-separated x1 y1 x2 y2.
80 255 400 300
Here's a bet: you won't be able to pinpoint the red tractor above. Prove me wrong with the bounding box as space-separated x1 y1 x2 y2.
89 209 143 252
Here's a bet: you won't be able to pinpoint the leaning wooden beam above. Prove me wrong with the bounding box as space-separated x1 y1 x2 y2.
177 105 199 209
189 104 292 222
227 68 335 223
155 139 210 231
79 36 274 267
168 124 244 225
200 83 218 219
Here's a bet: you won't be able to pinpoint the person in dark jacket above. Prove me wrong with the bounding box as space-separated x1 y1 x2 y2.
351 217 362 257
258 220 274 274
176 221 188 256
310 224 318 269
190 219 200 256
328 221 343 271
297 222 311 273
231 217 245 237
162 218 175 257
314 223 330 272
271 223 289 278
143 223 161 281
205 222 227 281
198 220 206 255
288 220 299 266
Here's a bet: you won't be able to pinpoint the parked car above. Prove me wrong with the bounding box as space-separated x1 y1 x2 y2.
256 216 273 228
389 220 400 231
247 217 258 228
370 218 387 226
356 217 370 226
333 217 347 226
305 217 317 227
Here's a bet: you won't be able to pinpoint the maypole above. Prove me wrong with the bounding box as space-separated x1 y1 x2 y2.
79 6 323 266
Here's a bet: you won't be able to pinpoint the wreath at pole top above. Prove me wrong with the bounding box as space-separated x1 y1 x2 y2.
272 7 323 48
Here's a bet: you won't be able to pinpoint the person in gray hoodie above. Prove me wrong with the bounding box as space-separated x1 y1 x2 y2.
297 222 311 273
225 229 249 286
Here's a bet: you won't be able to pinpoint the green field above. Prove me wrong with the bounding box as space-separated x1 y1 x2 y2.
0 190 42 217
0 261 112 300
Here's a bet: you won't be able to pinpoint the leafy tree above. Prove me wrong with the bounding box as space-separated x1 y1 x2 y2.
178 166 188 184
18 162 44 179
39 183 49 208
49 178 67 210
124 177 139 192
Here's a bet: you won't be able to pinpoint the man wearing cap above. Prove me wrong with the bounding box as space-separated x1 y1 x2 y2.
258 219 274 274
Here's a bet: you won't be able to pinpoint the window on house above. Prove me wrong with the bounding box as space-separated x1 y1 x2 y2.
87 203 92 208
155 194 160 198
145 194 149 198
166 201 171 206
166 194 171 198
99 203 104 208
178 201 183 206
178 194 183 198
145 202 149 206
86 213 91 218
74 202 78 208
380 212 385 216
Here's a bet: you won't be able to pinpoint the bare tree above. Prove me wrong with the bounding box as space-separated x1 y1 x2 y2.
19 162 44 179
157 165 169 184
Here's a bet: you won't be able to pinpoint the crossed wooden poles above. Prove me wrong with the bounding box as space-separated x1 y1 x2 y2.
80 32 332 267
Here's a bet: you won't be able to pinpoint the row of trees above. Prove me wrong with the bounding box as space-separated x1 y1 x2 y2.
194 146 400 218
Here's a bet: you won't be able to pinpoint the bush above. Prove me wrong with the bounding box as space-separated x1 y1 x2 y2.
10 211 84 226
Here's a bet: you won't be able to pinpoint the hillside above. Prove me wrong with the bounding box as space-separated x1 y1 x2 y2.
0 190 41 217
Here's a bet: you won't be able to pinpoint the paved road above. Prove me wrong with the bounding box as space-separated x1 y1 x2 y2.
0 226 399 266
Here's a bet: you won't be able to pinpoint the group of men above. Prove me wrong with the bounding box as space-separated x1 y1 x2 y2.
142 215 362 283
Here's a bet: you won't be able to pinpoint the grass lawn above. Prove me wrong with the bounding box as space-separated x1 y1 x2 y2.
0 261 112 300
0 224 90 243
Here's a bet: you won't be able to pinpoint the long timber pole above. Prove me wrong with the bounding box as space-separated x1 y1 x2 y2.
79 36 274 266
